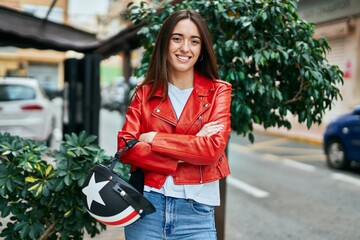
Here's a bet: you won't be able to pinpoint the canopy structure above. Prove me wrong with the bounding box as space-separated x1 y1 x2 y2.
0 5 101 53
93 22 144 58
0 5 144 56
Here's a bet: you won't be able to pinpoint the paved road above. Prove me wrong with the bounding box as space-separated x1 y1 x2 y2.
225 132 360 240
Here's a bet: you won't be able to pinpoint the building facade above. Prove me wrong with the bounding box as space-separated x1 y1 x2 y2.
298 0 360 124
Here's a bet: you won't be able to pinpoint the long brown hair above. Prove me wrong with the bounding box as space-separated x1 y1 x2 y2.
137 9 219 100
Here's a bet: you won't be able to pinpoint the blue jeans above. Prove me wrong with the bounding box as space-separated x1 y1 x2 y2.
124 191 217 240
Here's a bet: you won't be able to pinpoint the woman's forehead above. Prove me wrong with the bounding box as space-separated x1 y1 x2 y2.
172 19 200 36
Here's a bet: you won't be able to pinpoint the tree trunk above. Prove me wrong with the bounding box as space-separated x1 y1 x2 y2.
39 221 58 240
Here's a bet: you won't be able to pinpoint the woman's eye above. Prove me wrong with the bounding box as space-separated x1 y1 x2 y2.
191 40 200 45
172 37 181 42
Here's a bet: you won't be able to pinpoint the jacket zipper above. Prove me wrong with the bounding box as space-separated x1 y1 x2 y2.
198 115 203 184
152 113 177 126
198 115 202 129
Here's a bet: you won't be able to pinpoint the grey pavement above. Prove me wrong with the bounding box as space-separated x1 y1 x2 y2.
83 227 125 240
253 121 324 146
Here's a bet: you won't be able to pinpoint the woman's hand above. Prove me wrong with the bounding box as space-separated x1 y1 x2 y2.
196 121 224 137
139 131 157 144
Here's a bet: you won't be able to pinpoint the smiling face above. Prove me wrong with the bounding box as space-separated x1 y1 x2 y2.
167 19 202 76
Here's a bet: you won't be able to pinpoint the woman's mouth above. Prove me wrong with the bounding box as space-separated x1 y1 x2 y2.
176 55 192 62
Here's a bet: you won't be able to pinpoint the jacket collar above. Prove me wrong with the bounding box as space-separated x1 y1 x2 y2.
151 71 214 132
152 71 215 98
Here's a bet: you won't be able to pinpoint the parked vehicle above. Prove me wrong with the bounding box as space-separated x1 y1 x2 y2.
323 105 360 169
101 76 130 112
0 77 55 145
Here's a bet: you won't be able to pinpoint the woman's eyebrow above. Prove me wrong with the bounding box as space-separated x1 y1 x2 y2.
172 33 201 39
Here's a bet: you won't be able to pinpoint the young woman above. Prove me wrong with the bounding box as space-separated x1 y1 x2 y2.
118 9 232 240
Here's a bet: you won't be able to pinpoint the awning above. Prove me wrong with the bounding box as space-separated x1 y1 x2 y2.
93 23 144 58
0 5 100 53
0 1 184 57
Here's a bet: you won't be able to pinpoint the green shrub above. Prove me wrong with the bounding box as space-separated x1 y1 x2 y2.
0 131 129 240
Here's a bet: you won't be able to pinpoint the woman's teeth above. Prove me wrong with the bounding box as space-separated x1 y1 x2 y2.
177 56 191 60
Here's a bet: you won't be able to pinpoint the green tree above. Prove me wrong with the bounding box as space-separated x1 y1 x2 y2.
127 0 343 142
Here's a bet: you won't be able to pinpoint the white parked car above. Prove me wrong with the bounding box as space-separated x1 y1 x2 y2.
0 77 55 144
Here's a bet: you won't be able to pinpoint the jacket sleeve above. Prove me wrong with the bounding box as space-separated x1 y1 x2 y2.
151 82 232 165
117 87 178 176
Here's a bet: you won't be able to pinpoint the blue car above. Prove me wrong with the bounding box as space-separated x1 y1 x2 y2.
323 105 360 169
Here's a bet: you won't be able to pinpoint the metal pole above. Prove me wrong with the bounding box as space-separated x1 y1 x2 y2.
215 142 229 240
216 177 227 240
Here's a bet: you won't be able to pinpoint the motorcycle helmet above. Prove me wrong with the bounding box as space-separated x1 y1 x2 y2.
81 164 155 227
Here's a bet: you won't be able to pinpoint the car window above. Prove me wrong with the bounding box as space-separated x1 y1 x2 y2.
0 85 36 101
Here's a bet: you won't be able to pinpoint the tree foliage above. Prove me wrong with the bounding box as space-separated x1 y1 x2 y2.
0 132 129 240
127 0 343 142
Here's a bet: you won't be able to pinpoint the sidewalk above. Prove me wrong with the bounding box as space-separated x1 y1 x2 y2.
83 227 125 240
253 122 324 145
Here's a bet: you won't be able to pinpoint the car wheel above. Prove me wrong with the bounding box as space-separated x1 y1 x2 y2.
46 133 53 147
46 118 56 147
326 139 350 169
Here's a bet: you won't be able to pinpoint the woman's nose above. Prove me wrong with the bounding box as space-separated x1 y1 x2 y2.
180 41 190 52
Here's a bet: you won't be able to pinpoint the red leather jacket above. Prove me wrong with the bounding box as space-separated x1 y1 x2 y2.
117 71 232 189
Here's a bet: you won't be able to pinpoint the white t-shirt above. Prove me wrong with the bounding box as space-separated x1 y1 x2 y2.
144 82 220 206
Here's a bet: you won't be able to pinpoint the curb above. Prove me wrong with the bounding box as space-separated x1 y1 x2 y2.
253 125 323 146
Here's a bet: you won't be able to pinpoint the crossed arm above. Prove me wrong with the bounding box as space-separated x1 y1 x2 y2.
139 121 224 143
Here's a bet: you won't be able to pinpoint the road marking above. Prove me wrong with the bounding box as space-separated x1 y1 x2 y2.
262 153 279 161
227 176 270 198
282 159 316 172
229 143 252 153
332 173 360 187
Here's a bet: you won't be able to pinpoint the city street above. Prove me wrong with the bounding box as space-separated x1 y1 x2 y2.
1 1 359 240
91 109 360 239
226 132 360 240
